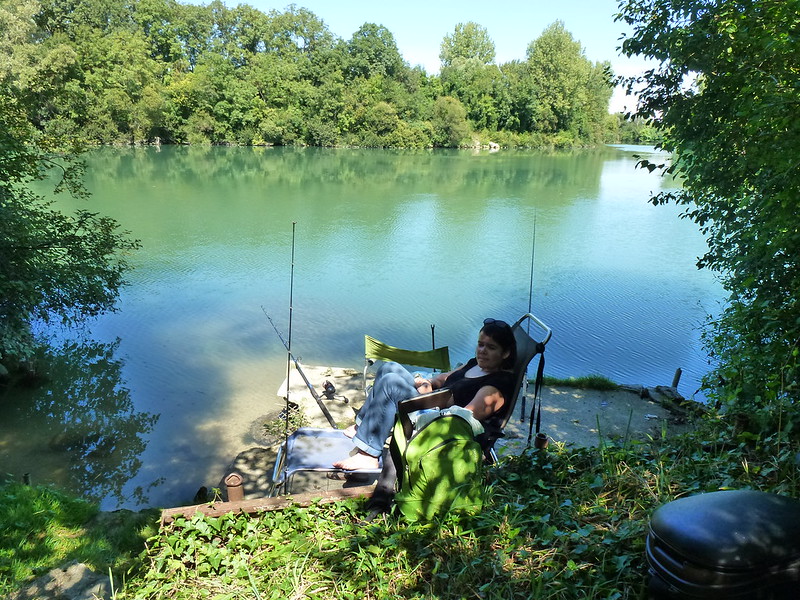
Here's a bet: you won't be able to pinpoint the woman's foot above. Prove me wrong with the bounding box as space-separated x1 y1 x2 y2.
333 450 379 471
342 424 357 439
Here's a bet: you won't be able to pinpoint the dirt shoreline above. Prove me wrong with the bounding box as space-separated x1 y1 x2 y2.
497 383 694 453
283 365 695 452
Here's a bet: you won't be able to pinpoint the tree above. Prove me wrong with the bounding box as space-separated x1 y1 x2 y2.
0 91 139 366
345 22 404 79
618 0 800 434
439 22 495 68
526 21 591 134
430 95 470 147
440 58 506 130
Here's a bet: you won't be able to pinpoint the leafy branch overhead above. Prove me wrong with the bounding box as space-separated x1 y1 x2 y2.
0 93 139 363
617 0 800 435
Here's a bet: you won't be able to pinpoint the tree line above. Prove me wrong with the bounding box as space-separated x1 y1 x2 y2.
2 0 626 148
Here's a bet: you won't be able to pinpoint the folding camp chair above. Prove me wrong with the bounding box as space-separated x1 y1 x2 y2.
269 335 451 497
367 313 552 515
394 313 552 462
269 427 383 496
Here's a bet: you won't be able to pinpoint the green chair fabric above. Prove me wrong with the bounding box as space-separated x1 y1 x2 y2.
364 335 451 371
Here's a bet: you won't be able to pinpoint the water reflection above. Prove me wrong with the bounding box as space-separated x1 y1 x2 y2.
0 340 159 506
84 146 615 191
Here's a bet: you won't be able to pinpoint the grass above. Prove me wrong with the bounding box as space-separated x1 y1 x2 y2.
542 374 621 391
0 478 159 598
4 412 799 599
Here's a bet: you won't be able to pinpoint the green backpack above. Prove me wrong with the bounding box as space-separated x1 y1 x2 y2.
391 407 485 522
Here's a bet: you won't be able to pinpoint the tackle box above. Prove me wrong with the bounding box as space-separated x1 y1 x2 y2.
646 489 800 599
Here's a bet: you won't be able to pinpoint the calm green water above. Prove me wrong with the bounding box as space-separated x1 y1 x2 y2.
3 145 722 510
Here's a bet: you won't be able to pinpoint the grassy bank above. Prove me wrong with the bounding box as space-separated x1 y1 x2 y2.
543 374 621 391
4 411 798 599
0 480 159 597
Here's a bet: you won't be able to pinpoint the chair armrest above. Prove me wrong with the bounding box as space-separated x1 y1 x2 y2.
398 389 454 439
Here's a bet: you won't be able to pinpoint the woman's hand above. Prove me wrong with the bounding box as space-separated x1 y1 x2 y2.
414 376 433 394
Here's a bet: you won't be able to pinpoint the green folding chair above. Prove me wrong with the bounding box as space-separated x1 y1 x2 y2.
363 335 451 394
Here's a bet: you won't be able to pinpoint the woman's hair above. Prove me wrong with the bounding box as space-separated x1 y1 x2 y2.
481 319 517 369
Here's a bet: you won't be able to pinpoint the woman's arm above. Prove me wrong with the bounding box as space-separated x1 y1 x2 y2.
414 369 453 394
463 385 506 421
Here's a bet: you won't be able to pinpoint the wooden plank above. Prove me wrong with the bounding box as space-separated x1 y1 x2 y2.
160 486 374 525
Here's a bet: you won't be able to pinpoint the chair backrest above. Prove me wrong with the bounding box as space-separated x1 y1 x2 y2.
495 313 552 432
364 335 451 371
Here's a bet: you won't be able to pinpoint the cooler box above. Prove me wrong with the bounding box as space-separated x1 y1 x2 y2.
646 489 800 599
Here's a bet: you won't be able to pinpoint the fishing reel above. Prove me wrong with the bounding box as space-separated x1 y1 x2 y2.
322 379 349 404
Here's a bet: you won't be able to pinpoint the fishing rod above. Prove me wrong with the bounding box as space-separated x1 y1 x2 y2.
262 306 338 429
522 212 549 448
285 221 296 441
521 216 537 424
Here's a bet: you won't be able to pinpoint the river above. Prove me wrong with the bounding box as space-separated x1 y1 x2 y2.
2 145 723 510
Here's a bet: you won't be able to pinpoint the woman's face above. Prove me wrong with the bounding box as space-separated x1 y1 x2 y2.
475 330 510 371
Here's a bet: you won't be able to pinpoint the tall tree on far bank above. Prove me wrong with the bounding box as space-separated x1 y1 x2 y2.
526 21 608 139
346 22 405 79
439 21 495 68
439 22 509 132
618 0 800 435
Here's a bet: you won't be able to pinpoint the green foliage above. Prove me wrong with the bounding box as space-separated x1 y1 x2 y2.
439 21 496 67
613 114 664 145
0 93 140 362
2 0 615 148
0 479 159 597
543 374 621 391
5 405 799 599
618 0 800 437
104 414 800 600
262 404 309 444
346 23 404 80
430 96 470 147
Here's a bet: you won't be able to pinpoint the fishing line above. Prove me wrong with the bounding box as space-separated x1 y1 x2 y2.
262 222 338 431
285 221 297 442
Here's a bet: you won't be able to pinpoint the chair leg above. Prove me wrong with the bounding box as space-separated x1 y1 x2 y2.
365 447 397 517
269 442 288 497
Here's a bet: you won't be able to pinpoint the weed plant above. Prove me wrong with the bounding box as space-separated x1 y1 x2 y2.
543 374 620 391
4 411 798 599
117 414 800 600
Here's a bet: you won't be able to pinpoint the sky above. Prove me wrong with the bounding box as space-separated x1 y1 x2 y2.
211 0 649 113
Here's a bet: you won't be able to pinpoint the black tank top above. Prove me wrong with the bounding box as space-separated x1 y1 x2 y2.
443 358 514 435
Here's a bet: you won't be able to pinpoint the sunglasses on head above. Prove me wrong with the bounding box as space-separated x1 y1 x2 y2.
483 318 510 328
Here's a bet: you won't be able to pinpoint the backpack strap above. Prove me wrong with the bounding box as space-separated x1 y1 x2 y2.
526 343 546 447
412 406 484 437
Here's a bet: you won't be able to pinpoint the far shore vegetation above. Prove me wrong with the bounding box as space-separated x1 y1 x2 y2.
1 0 655 152
2 0 799 598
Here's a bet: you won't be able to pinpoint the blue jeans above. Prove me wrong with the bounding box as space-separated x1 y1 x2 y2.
353 361 418 457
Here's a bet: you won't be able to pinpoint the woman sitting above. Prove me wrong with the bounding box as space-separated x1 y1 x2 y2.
333 318 517 471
